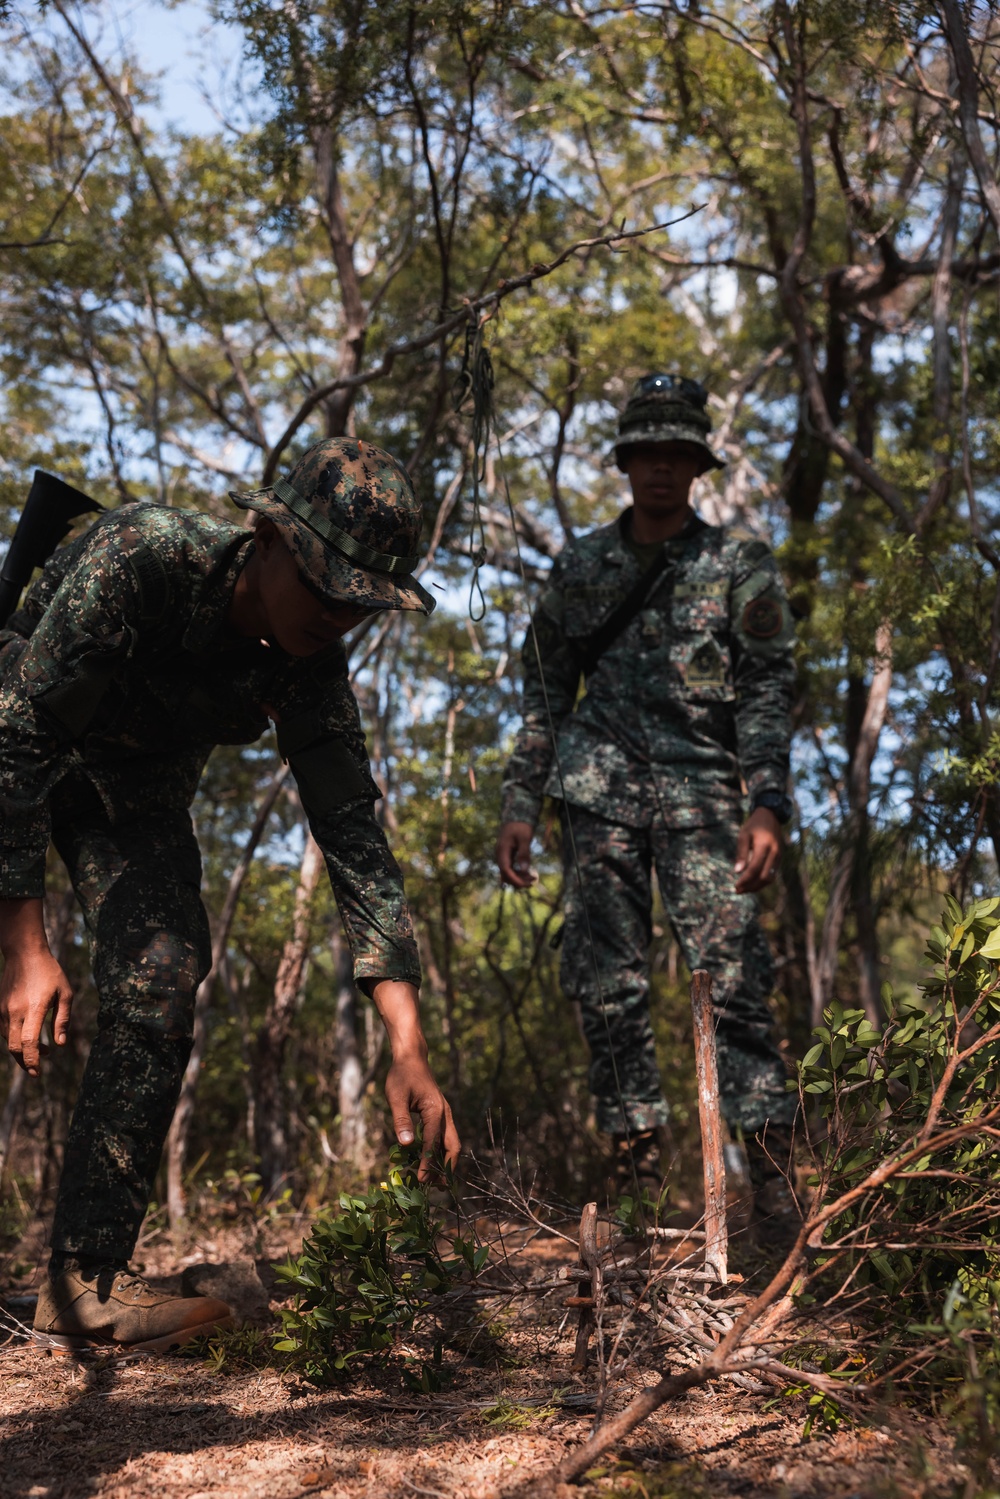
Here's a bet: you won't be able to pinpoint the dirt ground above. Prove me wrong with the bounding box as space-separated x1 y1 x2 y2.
0 1217 981 1499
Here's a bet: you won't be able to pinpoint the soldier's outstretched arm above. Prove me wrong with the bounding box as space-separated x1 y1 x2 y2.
730 536 796 894
0 896 73 1077
497 557 581 886
366 977 460 1179
273 678 460 1176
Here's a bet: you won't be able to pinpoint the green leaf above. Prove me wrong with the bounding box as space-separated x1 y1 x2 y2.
978 927 1000 960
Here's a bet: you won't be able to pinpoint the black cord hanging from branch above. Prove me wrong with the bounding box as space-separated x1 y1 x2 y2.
455 312 495 622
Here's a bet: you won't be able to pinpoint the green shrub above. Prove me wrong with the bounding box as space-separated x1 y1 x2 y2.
273 1149 487 1383
797 896 1000 1471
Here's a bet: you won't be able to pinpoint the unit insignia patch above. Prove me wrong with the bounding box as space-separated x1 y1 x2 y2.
741 597 784 640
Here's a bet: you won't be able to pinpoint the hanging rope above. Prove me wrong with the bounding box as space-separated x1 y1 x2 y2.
454 314 493 622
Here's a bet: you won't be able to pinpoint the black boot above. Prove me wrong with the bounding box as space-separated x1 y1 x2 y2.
612 1128 663 1202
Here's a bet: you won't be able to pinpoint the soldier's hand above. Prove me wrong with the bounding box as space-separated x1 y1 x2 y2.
385 1051 461 1182
496 821 537 888
0 949 74 1078
734 808 782 894
367 977 461 1182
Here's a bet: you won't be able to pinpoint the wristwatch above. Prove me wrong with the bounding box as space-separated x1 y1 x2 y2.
750 790 793 825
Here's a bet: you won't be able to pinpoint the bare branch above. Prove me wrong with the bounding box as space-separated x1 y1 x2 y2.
260 208 704 482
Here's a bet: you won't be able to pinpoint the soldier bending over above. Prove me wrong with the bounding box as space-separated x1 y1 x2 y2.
496 375 796 1214
0 438 460 1353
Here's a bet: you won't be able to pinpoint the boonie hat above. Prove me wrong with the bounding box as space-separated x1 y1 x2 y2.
230 437 435 615
611 373 724 473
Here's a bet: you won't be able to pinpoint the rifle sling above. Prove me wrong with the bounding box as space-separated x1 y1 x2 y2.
580 549 674 679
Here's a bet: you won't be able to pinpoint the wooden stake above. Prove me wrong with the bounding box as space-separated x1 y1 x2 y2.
571 1201 599 1370
690 969 727 1285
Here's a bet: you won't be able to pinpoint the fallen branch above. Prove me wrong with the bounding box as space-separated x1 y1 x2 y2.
512 1086 1000 1490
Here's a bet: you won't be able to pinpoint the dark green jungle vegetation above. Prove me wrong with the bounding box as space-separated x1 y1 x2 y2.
1 0 999 1335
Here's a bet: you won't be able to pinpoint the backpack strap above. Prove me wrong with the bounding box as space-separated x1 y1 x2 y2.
580 550 674 679
578 515 712 679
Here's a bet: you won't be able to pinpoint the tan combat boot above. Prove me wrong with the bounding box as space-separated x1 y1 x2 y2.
33 1267 233 1355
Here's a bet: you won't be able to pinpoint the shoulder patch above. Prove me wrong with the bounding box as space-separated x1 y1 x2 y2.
742 596 784 640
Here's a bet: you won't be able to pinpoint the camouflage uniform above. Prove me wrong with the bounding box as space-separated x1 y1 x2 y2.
0 500 420 1262
500 506 796 1136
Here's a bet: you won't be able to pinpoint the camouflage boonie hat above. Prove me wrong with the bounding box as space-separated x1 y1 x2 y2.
230 437 435 615
611 373 724 473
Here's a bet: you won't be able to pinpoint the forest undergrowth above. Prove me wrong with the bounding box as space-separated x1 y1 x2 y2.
3 897 999 1498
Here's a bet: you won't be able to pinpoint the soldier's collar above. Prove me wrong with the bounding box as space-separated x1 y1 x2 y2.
183 533 255 652
608 507 707 563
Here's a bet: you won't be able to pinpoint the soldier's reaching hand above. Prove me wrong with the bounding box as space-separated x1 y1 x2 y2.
0 897 73 1077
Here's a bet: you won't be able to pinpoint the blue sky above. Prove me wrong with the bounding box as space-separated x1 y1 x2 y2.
84 0 247 135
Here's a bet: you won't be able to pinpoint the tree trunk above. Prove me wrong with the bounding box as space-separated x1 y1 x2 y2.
254 830 324 1197
814 622 893 1026
222 954 257 1153
313 131 368 438
166 767 288 1227
0 1065 25 1182
940 0 1000 237
332 925 369 1173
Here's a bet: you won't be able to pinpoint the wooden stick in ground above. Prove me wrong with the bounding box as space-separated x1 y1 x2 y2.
691 968 727 1285
571 1202 599 1371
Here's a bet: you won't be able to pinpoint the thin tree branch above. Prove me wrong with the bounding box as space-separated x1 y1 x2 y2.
260 208 704 481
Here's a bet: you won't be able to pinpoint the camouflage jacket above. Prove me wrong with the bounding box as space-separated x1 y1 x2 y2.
0 505 419 986
500 510 795 830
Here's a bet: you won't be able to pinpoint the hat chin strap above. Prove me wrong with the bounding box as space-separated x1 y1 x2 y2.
272 476 421 576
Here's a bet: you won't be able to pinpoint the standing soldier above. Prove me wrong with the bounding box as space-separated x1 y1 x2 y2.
496 374 796 1213
0 438 460 1354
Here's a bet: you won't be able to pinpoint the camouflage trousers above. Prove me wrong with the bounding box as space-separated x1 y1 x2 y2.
49 774 211 1262
559 804 794 1137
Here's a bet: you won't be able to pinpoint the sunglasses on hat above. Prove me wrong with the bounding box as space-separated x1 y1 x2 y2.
634 373 708 407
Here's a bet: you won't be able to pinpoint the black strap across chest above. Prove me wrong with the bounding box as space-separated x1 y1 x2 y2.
580 550 673 679
579 516 709 679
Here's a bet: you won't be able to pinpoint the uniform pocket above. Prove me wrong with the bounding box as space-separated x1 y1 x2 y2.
672 578 729 635
31 632 134 738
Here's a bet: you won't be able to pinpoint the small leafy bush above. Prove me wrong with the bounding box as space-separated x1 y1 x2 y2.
799 894 1000 1303
274 1149 487 1383
796 896 1000 1469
